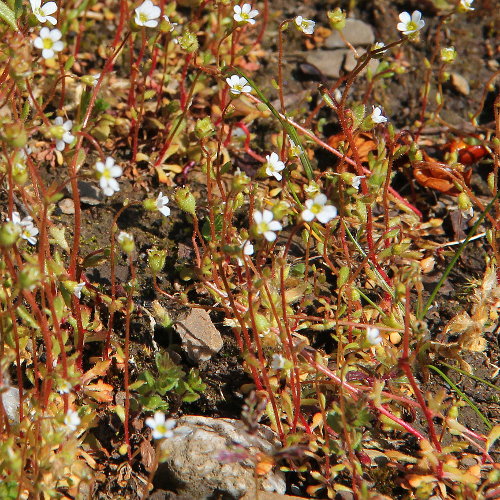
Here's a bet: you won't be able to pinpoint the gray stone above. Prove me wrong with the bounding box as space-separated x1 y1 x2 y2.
304 49 349 79
157 416 286 499
58 198 75 214
325 18 375 49
343 49 380 75
174 308 223 362
450 72 470 96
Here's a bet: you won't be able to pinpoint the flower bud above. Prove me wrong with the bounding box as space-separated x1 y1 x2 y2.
12 162 28 186
0 222 21 247
175 187 196 216
142 198 157 211
232 168 250 192
179 30 199 53
148 248 167 274
327 8 346 31
1 122 27 148
19 264 41 290
195 117 215 140
117 231 135 254
457 192 472 212
337 266 349 288
440 47 457 63
253 313 270 334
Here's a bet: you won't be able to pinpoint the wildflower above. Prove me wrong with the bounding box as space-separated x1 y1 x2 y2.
95 157 122 196
396 11 425 36
253 210 282 242
294 16 315 35
289 139 302 158
33 27 64 59
440 47 457 63
30 0 57 25
351 175 364 190
7 212 39 245
51 116 74 151
237 240 254 266
371 106 387 124
162 15 177 32
270 353 286 370
156 192 171 217
366 327 382 345
134 0 161 28
301 194 337 224
226 75 252 95
372 41 387 53
146 412 177 439
264 152 285 181
57 380 72 394
233 4 259 25
91 73 100 86
64 410 81 431
73 282 85 299
458 0 474 11
117 231 135 254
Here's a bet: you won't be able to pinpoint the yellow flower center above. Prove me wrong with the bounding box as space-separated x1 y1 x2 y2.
43 38 53 50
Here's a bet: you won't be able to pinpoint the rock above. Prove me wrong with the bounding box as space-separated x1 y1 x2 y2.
174 308 223 362
325 18 375 49
67 180 105 206
450 73 470 96
304 49 349 79
58 198 75 215
343 49 379 74
156 416 286 499
1 386 20 422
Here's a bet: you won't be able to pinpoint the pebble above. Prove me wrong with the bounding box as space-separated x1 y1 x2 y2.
325 18 375 49
58 198 75 215
304 49 349 79
343 49 379 74
450 73 470 96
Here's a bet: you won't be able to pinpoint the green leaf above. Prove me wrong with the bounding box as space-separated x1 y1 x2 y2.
0 1 17 31
351 103 365 131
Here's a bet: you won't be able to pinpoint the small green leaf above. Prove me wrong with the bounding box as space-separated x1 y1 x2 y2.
351 103 365 131
0 1 18 31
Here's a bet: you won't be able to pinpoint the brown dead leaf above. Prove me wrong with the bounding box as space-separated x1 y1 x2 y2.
82 379 114 403
327 132 377 164
139 439 156 471
81 360 112 385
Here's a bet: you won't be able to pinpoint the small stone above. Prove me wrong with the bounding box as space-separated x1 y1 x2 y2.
157 416 286 499
304 49 349 79
343 49 379 74
58 198 75 214
1 386 20 422
325 18 375 49
450 73 470 96
174 308 223 362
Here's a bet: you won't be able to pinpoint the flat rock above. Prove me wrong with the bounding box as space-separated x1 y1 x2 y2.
156 416 286 499
58 198 75 214
325 18 375 49
343 49 379 74
450 72 470 96
304 49 349 79
173 308 223 362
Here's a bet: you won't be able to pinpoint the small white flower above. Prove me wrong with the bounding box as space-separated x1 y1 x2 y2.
134 0 161 28
294 16 315 35
57 380 72 394
371 106 387 124
7 212 39 245
372 41 387 53
117 231 133 245
351 175 364 190
397 11 425 36
236 239 254 266
264 152 285 181
270 353 286 370
162 15 177 32
64 409 81 431
73 282 85 299
289 139 302 158
459 0 474 11
91 73 101 86
30 0 57 25
52 116 74 151
366 327 382 345
146 412 177 439
253 210 282 242
33 27 64 59
233 4 259 25
301 194 337 224
226 75 252 95
304 182 320 195
461 206 474 218
95 157 122 196
156 192 171 217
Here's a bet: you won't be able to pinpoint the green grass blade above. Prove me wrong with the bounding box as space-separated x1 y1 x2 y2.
0 1 17 31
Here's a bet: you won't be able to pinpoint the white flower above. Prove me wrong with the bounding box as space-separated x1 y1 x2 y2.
7 212 39 245
52 116 74 151
461 206 474 218
117 231 133 245
237 240 254 265
73 282 85 299
145 412 177 439
57 380 72 394
253 210 282 242
233 4 259 25
33 27 64 59
289 139 302 158
264 152 285 181
91 73 100 86
270 353 286 370
95 157 122 196
134 0 161 28
371 106 387 124
459 0 474 11
372 41 387 53
162 15 177 32
226 75 251 95
301 194 337 224
351 175 364 190
397 11 425 36
366 327 382 345
294 16 315 35
30 0 57 25
64 410 81 431
156 192 170 217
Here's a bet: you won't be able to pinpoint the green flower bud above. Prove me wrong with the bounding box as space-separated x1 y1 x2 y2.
440 47 457 63
457 192 472 211
179 30 199 53
327 8 346 31
351 288 360 301
142 198 157 211
231 168 250 192
1 123 27 148
195 117 215 140
117 231 135 254
19 264 41 290
148 248 167 274
271 200 290 220
12 161 28 186
340 172 356 185
337 266 349 288
0 222 21 247
175 187 196 216
253 313 270 334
